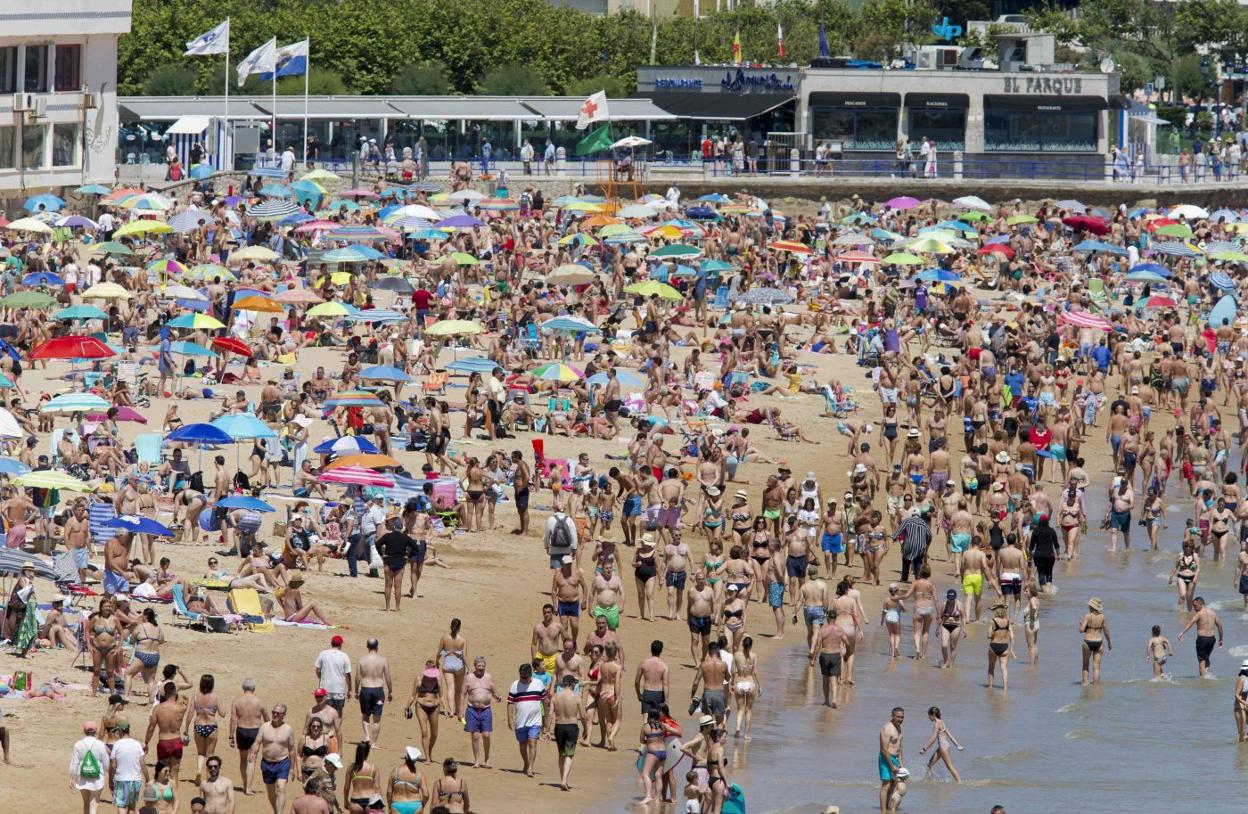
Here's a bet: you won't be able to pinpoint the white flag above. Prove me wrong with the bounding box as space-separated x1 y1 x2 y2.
237 37 277 88
576 91 609 131
185 19 230 56
259 40 309 79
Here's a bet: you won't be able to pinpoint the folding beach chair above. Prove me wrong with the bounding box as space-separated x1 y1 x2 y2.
227 587 274 633
134 433 164 466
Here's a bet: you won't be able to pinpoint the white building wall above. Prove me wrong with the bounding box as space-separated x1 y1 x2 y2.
0 2 132 195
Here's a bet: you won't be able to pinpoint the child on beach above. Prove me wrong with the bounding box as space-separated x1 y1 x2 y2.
1147 625 1173 678
683 770 702 813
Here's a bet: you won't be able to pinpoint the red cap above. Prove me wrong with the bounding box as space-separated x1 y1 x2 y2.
314 688 328 698
331 634 344 647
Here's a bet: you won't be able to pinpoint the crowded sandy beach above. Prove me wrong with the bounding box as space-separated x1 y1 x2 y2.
1 161 1247 814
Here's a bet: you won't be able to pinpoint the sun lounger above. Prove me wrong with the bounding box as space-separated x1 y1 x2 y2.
227 587 274 633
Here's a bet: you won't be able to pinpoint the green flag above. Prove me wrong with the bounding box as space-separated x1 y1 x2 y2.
575 124 612 156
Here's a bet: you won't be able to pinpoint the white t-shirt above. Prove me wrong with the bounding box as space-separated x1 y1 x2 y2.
314 648 352 695
281 149 296 172
507 678 546 729
111 737 145 782
718 651 734 685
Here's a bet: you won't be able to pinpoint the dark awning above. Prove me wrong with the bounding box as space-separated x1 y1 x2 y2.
809 92 900 108
905 93 969 109
637 92 794 121
984 95 1108 113
118 104 140 125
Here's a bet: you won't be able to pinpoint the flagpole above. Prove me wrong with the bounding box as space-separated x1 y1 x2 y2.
271 50 277 163
303 40 310 166
223 24 230 171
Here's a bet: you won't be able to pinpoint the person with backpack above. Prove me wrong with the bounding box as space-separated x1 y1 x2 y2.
544 509 578 569
68 719 110 814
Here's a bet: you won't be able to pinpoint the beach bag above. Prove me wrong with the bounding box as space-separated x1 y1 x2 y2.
549 515 574 555
78 741 102 780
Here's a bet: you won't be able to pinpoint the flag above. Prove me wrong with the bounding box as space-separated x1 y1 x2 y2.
732 30 742 65
819 24 830 58
576 91 609 131
237 37 277 87
258 39 309 80
574 124 612 157
185 19 230 56
777 22 785 59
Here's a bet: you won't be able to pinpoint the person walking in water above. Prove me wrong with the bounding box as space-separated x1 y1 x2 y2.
1079 597 1111 685
917 706 963 782
878 707 904 814
1177 596 1224 678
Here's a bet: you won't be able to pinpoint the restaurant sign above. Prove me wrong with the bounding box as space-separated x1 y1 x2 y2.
1002 76 1084 95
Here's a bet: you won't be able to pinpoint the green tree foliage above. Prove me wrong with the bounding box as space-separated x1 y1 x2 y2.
142 63 198 95
276 66 348 95
121 0 936 96
479 63 548 95
391 62 452 95
564 74 627 98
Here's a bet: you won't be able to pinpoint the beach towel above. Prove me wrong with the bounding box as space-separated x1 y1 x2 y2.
134 433 164 465
88 500 118 546
227 587 273 633
272 619 337 630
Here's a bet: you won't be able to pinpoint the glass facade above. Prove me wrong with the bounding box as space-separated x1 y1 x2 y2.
54 44 81 92
0 47 16 94
0 125 14 169
52 122 79 167
23 45 47 93
905 95 968 151
810 93 900 151
984 98 1099 152
21 123 46 169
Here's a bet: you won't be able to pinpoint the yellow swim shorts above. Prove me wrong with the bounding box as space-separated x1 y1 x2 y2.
962 572 984 596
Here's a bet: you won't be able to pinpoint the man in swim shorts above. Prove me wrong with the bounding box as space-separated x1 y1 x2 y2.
879 707 905 813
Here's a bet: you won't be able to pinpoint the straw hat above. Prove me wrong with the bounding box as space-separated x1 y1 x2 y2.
734 489 748 500
995 450 1010 463
907 427 920 438
288 570 305 585
639 533 656 550
1088 597 1103 613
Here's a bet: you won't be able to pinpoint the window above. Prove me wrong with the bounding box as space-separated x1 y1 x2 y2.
54 44 81 92
53 122 79 166
812 107 898 151
907 108 967 151
0 125 14 169
984 109 1098 152
23 45 48 93
21 123 46 169
0 47 16 94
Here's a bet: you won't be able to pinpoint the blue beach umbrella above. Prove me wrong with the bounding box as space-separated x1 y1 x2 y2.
359 364 412 383
0 457 31 475
1128 262 1172 278
104 515 174 537
211 413 276 440
313 436 379 455
24 193 65 212
23 272 63 287
167 423 233 445
446 357 499 374
215 495 276 513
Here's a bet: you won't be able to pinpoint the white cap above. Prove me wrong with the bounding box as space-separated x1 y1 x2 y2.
405 746 423 762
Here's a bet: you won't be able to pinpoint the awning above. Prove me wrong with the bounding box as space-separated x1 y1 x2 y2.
166 114 211 135
118 104 140 125
984 95 1108 113
637 92 794 121
809 92 900 108
905 93 969 109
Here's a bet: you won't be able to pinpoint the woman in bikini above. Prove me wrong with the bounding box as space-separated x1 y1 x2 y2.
747 517 771 602
388 746 429 813
879 403 901 469
184 673 224 783
937 589 964 669
728 493 753 549
88 597 121 697
298 718 331 780
431 757 469 814
149 760 179 814
722 546 753 607
704 727 730 814
463 457 488 533
405 663 443 764
880 583 905 659
1022 582 1041 665
122 607 165 700
1140 487 1166 551
986 601 1015 691
731 636 761 740
639 709 681 805
435 618 467 719
596 641 623 750
918 706 964 783
1079 597 1111 685
902 563 937 660
720 585 748 653
1057 484 1084 560
703 539 726 620
1169 538 1201 611
344 741 382 814
832 580 862 685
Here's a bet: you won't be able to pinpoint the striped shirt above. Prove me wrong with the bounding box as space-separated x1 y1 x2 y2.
897 514 932 561
507 678 547 729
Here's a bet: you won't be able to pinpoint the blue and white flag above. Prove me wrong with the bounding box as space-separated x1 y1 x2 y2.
237 37 277 87
185 19 230 56
259 40 309 80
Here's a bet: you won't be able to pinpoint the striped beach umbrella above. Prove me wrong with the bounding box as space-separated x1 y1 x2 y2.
245 200 302 221
1058 310 1113 331
318 466 394 487
40 393 111 413
167 313 226 330
324 391 385 408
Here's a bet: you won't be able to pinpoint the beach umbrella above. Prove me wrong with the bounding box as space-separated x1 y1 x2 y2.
915 268 961 283
885 196 921 210
841 212 876 225
446 357 500 374
0 457 31 475
936 220 978 235
1137 295 1179 309
75 184 111 196
1074 240 1127 256
908 237 955 255
160 285 207 301
147 258 188 276
1062 215 1109 235
953 195 992 211
978 244 1014 258
320 247 373 264
158 340 215 357
324 391 386 409
318 466 394 487
617 204 659 219
738 287 793 306
211 413 276 440
360 364 412 383
167 423 232 445
883 252 924 266
104 515 173 536
5 217 54 234
369 277 414 295
425 319 484 337
245 200 301 222
40 393 111 413
835 252 880 265
30 336 114 360
1155 223 1194 239
1128 262 1171 278
1055 199 1086 213
123 194 173 212
81 282 132 300
0 408 19 438
1 291 57 309
54 215 97 229
54 304 109 322
324 453 402 471
1006 214 1037 226
301 168 339 181
623 281 683 300
959 212 991 223
215 495 276 513
211 337 252 357
531 362 584 383
1210 271 1237 292
1210 208 1239 223
765 240 811 255
700 259 734 274
93 241 136 257
169 210 216 234
436 214 484 230
229 245 279 263
1208 293 1237 325
348 308 405 324
233 295 284 314
13 470 91 491
1126 270 1168 283
273 288 325 304
167 313 225 330
1150 241 1203 259
1210 250 1248 263
24 193 65 212
258 184 292 198
306 301 352 319
586 369 645 388
651 244 702 259
1169 204 1209 220
112 220 173 238
546 266 596 286
188 163 215 181
541 316 600 334
313 435 379 456
1059 309 1113 331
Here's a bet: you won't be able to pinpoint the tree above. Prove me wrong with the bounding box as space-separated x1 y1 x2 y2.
1110 48 1151 96
564 74 626 98
142 63 198 96
1172 54 1212 102
479 63 546 96
277 67 348 95
391 61 451 95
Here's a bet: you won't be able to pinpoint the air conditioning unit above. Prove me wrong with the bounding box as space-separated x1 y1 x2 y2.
82 88 99 110
11 92 34 112
25 97 47 121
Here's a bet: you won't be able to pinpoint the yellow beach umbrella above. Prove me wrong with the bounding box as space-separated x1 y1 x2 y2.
306 301 350 318
229 245 279 263
113 219 172 238
426 319 484 336
81 282 133 300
